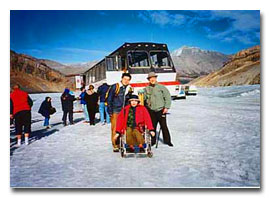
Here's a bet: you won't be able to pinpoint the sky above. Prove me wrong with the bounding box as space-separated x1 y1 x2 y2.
10 10 260 64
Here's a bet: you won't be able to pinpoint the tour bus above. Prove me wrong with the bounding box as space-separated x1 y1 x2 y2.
83 42 181 98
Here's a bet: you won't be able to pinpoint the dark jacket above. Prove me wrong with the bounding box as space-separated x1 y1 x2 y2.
61 92 75 112
107 83 133 115
97 83 110 102
38 97 52 118
84 92 99 110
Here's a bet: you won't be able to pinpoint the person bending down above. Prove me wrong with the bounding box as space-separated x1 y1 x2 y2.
114 95 155 150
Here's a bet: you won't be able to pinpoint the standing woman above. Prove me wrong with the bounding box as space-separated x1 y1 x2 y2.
38 97 52 129
84 85 99 126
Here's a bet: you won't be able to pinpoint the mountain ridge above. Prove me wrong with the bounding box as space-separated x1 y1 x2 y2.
189 45 260 87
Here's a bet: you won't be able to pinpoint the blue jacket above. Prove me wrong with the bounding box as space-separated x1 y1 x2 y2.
38 98 52 118
107 83 133 115
97 83 110 102
79 91 87 105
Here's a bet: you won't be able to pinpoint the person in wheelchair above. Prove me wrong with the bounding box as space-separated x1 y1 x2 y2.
114 94 155 151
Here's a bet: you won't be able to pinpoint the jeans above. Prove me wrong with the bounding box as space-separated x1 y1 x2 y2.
44 117 50 126
99 102 110 123
82 104 89 121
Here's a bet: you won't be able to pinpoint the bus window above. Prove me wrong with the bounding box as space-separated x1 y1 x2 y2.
150 51 172 67
106 56 119 71
127 51 150 68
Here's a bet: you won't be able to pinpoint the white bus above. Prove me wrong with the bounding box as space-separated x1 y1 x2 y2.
84 42 181 98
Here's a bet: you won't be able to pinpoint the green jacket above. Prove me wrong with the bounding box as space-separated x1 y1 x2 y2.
144 83 171 112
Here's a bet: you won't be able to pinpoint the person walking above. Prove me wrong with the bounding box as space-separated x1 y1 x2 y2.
79 87 90 123
97 82 110 125
10 84 33 146
107 73 133 152
60 88 76 126
84 85 99 126
38 97 53 129
143 72 174 147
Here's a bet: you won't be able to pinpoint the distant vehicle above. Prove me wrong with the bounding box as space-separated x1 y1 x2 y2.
174 85 186 99
180 85 187 99
184 85 198 96
83 42 181 98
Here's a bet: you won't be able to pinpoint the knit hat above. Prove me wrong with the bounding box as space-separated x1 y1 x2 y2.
64 88 70 94
128 94 140 101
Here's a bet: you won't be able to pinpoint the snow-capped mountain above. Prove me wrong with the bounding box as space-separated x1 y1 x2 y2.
171 46 229 78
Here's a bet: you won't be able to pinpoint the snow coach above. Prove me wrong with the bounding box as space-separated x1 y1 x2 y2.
184 85 198 96
83 42 181 98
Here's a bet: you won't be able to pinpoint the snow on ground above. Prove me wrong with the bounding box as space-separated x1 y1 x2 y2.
10 85 260 187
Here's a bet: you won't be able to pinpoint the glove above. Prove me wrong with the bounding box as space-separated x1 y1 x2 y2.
150 130 155 137
114 132 121 141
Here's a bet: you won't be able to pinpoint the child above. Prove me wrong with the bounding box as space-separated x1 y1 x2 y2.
38 97 52 129
114 94 155 152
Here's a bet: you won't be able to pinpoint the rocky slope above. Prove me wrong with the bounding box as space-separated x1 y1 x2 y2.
40 59 97 76
189 45 260 87
10 50 74 93
171 46 229 79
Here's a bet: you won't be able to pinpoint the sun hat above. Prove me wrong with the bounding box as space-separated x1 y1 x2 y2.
147 72 158 79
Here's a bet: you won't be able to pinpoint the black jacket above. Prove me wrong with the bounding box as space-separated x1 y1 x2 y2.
38 98 52 118
84 92 99 110
61 93 75 112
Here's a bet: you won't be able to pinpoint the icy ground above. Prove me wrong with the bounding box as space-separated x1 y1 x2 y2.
10 85 260 187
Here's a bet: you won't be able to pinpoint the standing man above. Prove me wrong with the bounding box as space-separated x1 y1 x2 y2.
61 88 76 126
143 72 174 147
97 82 110 125
107 73 133 152
10 84 33 147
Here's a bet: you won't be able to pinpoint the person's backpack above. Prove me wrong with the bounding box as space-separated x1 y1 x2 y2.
104 83 120 106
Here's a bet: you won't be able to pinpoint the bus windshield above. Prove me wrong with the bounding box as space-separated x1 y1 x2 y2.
127 51 150 68
150 51 172 68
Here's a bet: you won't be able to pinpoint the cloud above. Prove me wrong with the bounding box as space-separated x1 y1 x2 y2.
137 10 260 45
138 11 187 27
199 10 260 44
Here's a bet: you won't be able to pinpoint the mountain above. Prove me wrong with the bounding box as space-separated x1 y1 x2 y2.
10 50 74 93
39 59 97 76
189 45 260 87
171 46 229 81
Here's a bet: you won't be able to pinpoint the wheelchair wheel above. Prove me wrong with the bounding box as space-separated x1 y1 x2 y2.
147 151 153 158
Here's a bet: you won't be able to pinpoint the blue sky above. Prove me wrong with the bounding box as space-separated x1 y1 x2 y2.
10 10 260 64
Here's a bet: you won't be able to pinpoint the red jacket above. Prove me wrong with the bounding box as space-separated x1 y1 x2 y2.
10 88 32 115
116 104 154 134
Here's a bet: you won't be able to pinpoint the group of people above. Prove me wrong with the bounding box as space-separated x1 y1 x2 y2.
106 72 174 152
10 72 174 151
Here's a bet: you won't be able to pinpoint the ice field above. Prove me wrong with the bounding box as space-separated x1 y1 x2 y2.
10 85 260 187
